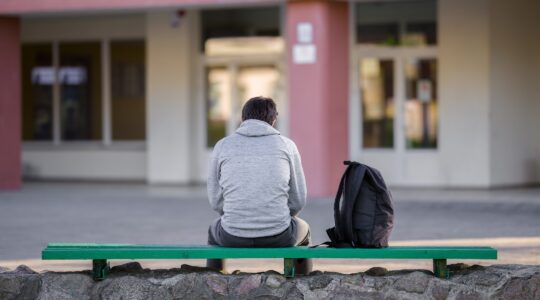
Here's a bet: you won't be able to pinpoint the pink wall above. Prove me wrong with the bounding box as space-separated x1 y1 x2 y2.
0 17 21 190
287 1 349 198
0 0 279 14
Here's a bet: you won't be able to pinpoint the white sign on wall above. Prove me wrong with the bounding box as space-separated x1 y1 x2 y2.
418 79 432 102
293 44 316 64
297 22 313 43
294 22 316 64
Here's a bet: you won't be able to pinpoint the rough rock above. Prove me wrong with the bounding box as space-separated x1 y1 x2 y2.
494 273 540 300
110 262 143 273
427 280 452 300
233 274 262 296
37 273 94 300
0 269 41 300
0 264 539 299
92 275 171 299
366 267 388 276
308 274 334 290
179 264 219 273
13 265 37 275
452 288 486 300
265 274 286 288
163 272 231 299
394 271 432 294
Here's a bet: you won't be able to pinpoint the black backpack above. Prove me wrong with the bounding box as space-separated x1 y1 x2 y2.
325 161 394 248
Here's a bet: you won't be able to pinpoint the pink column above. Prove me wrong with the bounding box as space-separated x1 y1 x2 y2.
287 0 349 197
0 17 21 190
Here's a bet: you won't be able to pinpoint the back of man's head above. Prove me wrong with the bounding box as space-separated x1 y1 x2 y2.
241 96 278 125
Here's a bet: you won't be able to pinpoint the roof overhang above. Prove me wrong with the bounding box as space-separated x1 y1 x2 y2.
0 0 285 16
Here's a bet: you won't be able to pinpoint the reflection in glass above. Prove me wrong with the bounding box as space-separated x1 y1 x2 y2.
356 0 437 46
405 22 437 46
360 59 394 148
111 40 146 140
206 67 231 147
404 58 438 148
59 42 102 140
205 37 284 57
357 23 399 46
22 44 53 140
201 7 280 52
236 66 279 126
206 66 280 147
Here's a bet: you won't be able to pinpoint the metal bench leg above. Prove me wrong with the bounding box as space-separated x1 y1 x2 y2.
433 259 448 279
93 259 110 281
284 258 295 278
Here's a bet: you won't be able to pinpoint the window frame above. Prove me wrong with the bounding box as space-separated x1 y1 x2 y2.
201 52 286 149
351 45 439 153
21 38 146 149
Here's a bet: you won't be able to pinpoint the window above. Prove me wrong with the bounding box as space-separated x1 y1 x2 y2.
206 67 230 147
357 24 399 46
201 7 280 53
236 66 279 126
205 37 284 57
205 65 281 147
356 0 437 46
21 40 146 143
111 41 146 140
360 59 394 148
405 58 438 148
202 6 283 148
59 42 102 140
22 44 53 141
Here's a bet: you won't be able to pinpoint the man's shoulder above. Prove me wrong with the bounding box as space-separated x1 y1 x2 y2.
277 135 299 153
212 136 231 154
216 133 298 155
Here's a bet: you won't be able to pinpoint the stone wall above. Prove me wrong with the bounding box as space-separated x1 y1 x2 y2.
1 263 539 299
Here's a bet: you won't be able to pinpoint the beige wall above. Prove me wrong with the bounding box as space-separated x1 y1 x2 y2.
22 146 146 180
21 14 145 41
439 0 491 186
489 0 540 185
439 0 540 187
146 10 195 184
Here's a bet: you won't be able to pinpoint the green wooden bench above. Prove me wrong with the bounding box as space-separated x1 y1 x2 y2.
42 243 497 280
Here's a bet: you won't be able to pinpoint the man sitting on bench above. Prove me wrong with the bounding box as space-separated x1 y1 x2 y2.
206 96 312 275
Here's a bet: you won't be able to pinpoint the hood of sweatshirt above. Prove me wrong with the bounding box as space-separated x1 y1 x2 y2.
235 119 280 137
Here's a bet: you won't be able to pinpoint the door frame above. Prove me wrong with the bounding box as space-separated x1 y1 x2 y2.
349 45 438 184
202 54 287 139
194 53 287 182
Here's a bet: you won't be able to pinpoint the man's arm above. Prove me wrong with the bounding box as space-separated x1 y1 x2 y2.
207 140 224 215
287 141 307 216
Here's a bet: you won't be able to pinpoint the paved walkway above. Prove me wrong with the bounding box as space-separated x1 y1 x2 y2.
0 182 539 273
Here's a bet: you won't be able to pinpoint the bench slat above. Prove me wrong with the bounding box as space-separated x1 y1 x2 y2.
42 243 497 260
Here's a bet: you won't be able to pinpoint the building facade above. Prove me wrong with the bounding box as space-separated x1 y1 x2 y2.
1 0 539 197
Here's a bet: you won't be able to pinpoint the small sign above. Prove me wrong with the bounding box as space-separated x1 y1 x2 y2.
297 22 313 43
293 44 316 64
417 79 432 102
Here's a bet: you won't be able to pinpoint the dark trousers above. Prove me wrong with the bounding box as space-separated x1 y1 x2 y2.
207 217 312 275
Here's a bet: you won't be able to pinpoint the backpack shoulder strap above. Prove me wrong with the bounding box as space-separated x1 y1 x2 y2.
331 164 350 243
342 163 367 247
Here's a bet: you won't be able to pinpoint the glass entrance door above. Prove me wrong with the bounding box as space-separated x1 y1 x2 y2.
353 47 438 184
206 64 281 147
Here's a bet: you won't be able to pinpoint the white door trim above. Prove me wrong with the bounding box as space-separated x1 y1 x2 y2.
351 45 438 184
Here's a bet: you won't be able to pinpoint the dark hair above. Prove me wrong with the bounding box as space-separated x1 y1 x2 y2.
241 96 278 125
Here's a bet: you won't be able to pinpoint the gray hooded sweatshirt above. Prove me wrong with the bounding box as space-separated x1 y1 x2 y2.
207 119 307 238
